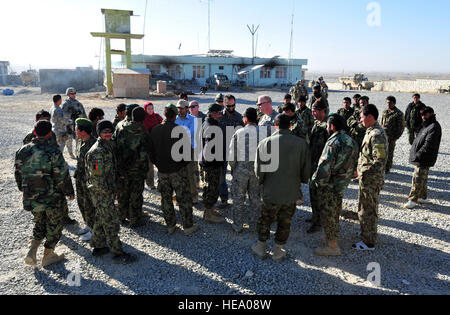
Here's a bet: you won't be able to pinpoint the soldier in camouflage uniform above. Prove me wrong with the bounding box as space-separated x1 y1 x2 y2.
308 85 329 116
253 114 310 262
354 104 388 251
15 120 75 267
86 120 136 263
381 96 406 173
289 80 308 104
23 110 75 225
405 93 426 145
150 104 200 235
112 107 150 228
200 104 227 223
337 97 355 122
23 110 58 146
296 95 314 143
347 96 369 150
311 115 359 256
307 100 330 234
282 103 307 140
49 95 73 153
74 118 97 240
62 87 87 159
229 108 263 233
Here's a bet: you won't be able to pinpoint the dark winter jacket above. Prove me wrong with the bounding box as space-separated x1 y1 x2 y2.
200 117 226 168
409 115 442 167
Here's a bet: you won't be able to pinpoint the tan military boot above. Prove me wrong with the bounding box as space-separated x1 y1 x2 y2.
314 239 341 256
272 243 287 262
42 248 65 267
251 241 268 259
183 224 200 236
24 240 41 266
203 208 225 223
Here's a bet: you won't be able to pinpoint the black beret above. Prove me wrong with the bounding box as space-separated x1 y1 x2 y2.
96 120 114 135
132 107 146 123
34 120 52 137
208 103 223 113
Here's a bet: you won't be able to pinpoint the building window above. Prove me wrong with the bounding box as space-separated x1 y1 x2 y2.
147 64 161 76
219 66 224 70
193 65 206 78
260 68 271 79
275 67 287 79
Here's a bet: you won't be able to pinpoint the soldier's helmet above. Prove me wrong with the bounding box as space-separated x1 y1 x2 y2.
66 87 77 95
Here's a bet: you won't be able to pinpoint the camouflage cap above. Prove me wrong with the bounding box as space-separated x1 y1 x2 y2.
165 103 178 116
215 93 224 102
66 87 76 95
208 103 223 113
176 100 189 108
75 118 93 129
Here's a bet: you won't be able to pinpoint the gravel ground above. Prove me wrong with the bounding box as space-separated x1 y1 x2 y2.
0 87 449 295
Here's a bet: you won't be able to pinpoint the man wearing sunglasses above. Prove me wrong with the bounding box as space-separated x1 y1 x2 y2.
257 95 278 137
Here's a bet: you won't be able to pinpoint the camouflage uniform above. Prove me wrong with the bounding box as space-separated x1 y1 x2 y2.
295 106 314 142
112 116 123 130
337 107 355 122
229 125 262 230
112 120 150 224
347 107 366 149
49 104 72 153
408 167 429 202
290 82 308 102
257 203 296 245
159 167 194 228
289 113 307 140
15 138 74 249
357 122 388 247
86 138 123 255
311 131 359 241
202 166 222 209
75 137 97 228
22 131 71 221
309 119 329 226
62 98 87 154
381 107 406 172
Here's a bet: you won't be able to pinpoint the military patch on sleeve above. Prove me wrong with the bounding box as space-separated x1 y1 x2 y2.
374 144 386 159
92 159 102 176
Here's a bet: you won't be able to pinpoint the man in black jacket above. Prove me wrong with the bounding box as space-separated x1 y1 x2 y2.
405 94 426 145
200 103 227 223
149 103 200 236
404 107 442 209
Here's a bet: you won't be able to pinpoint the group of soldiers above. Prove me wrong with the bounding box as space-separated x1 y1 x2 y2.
14 83 442 266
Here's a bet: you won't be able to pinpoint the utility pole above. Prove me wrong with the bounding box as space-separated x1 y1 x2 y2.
288 1 295 84
208 0 211 51
247 24 259 87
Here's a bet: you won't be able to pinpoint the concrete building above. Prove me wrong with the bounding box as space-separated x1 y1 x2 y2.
124 51 308 87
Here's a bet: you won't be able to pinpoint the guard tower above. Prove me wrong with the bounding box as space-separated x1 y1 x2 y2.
91 9 144 95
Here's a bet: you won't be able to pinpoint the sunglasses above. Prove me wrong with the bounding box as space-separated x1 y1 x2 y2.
226 105 235 108
256 101 269 106
189 105 199 108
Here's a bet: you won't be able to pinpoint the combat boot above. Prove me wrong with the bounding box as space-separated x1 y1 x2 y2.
24 240 41 266
41 248 65 267
251 241 268 259
272 243 287 262
203 208 225 223
314 240 341 256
